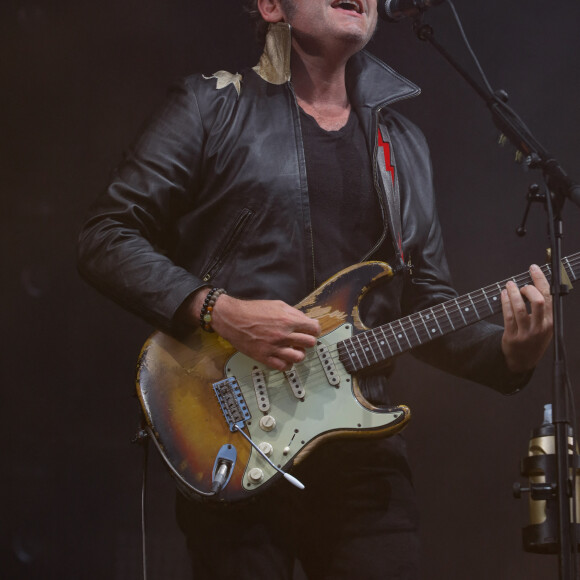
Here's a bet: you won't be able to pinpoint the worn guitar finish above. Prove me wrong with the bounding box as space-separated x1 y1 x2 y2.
136 254 580 503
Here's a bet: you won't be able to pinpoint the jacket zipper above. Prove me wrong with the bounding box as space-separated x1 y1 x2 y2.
201 208 255 282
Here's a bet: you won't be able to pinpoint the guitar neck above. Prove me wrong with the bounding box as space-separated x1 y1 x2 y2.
338 252 580 374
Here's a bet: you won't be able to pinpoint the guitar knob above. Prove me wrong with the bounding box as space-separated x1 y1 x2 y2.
258 442 273 456
259 415 276 432
248 467 264 483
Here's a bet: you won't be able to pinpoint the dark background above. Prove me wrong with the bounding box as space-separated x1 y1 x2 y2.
3 0 580 578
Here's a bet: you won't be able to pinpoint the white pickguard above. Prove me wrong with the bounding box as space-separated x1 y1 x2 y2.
224 323 406 491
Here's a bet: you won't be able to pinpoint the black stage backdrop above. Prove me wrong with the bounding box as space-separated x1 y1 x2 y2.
2 1 580 578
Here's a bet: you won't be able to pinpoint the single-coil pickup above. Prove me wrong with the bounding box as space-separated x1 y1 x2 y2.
317 342 340 386
284 368 305 399
213 377 251 432
251 368 270 412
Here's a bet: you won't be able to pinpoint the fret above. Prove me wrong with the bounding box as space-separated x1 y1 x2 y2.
489 288 501 311
378 326 396 357
369 328 390 362
410 313 430 344
368 329 382 359
338 339 354 371
425 309 442 337
432 309 444 335
488 286 502 310
442 302 456 331
363 332 381 365
432 303 453 334
349 337 365 371
364 332 379 362
452 299 468 326
393 319 413 350
385 323 403 352
571 257 579 280
468 294 481 319
407 316 423 345
417 311 433 340
480 287 495 315
565 257 577 281
354 334 373 367
457 296 479 325
443 300 462 331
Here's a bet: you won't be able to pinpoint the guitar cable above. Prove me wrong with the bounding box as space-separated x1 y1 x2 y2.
233 425 305 490
141 435 149 580
132 421 150 580
131 420 303 580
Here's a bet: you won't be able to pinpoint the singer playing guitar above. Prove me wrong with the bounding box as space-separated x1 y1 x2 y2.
78 1 553 578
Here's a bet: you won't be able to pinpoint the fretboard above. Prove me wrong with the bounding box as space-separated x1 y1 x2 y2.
338 252 580 374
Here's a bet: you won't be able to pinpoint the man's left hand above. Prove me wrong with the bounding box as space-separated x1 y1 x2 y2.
501 264 553 373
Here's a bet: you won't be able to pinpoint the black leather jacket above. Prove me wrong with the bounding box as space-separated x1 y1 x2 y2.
78 24 529 400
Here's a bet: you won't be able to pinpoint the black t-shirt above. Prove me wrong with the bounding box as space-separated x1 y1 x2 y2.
300 108 383 286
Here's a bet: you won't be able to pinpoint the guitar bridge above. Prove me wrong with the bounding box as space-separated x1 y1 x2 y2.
213 377 252 432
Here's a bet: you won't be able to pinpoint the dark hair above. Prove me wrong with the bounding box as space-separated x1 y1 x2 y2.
245 0 270 46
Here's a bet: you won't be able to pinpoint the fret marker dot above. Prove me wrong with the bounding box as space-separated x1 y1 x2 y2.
464 307 470 312
398 334 402 339
431 328 436 333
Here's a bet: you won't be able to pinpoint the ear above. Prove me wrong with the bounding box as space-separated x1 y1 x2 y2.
257 0 287 23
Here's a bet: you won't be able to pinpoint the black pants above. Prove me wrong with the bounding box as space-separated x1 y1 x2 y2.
176 435 420 580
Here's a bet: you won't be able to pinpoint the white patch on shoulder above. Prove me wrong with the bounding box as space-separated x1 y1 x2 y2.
203 70 242 96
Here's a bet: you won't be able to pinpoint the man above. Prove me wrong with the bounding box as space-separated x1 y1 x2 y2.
78 0 553 577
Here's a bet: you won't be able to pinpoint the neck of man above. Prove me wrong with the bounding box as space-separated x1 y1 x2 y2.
290 43 353 131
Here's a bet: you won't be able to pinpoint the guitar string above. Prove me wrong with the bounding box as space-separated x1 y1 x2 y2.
221 256 580 406
293 257 578 374
225 350 337 410
340 258 580 368
238 257 580 389
229 332 396 411
344 259 580 367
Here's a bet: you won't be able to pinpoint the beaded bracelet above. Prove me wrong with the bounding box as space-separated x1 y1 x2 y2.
199 287 227 333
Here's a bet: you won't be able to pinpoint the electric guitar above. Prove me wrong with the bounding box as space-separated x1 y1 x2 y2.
136 254 579 503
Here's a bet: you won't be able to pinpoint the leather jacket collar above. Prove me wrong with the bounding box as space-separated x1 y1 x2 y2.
252 22 421 109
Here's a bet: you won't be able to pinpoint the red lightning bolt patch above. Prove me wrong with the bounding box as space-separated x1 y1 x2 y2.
378 129 395 185
378 129 405 263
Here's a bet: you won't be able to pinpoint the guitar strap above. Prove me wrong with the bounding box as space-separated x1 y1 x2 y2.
377 123 406 272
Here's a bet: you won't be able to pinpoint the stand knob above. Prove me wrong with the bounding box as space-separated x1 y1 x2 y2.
513 482 530 499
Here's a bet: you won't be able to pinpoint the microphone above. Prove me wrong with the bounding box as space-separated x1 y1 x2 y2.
378 0 446 22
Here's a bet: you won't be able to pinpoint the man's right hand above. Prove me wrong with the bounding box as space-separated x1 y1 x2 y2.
185 289 321 371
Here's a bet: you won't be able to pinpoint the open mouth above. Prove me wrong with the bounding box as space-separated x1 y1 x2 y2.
331 0 364 15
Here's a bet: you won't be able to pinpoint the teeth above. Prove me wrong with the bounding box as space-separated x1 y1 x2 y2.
333 0 362 13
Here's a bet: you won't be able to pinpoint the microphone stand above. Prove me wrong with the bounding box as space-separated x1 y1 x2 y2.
410 16 580 579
